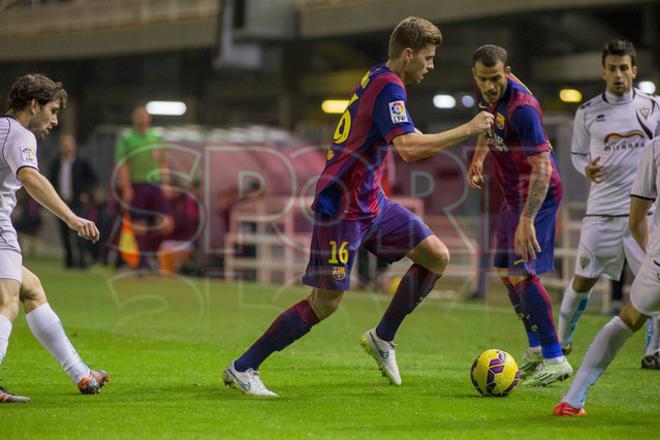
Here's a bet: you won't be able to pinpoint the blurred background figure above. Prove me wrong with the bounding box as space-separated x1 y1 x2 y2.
48 134 97 268
12 190 42 258
114 105 172 271
158 178 201 275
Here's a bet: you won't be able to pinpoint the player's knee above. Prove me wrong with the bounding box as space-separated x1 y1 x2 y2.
618 302 646 332
307 289 343 320
572 275 597 293
424 239 450 274
19 271 47 305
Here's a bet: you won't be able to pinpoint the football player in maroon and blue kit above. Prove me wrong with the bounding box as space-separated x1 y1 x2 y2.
223 17 494 396
467 45 572 386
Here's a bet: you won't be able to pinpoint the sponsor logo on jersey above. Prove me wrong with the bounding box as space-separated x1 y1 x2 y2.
20 146 36 164
326 149 335 161
486 129 508 152
595 114 606 122
495 113 506 130
478 102 488 110
332 266 346 281
388 101 408 123
603 130 645 152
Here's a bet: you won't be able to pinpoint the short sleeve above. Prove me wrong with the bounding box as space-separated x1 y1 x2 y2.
510 105 550 157
570 106 590 155
6 128 38 175
372 83 416 144
631 140 658 201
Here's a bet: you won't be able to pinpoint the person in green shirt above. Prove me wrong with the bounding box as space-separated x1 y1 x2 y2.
114 105 172 270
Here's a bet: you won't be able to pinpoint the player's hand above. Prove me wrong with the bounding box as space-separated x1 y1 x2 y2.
514 216 541 263
584 157 605 183
66 216 100 243
467 112 494 136
467 160 485 189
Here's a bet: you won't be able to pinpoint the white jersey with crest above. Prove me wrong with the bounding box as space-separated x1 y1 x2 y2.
0 115 39 254
571 89 660 216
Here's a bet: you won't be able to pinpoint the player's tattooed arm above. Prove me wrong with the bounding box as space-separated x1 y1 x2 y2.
523 152 552 219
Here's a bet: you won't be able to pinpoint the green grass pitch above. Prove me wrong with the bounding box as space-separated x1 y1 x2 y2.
1 258 658 438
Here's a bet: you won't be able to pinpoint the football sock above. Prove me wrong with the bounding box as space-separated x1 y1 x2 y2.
558 279 590 346
0 313 12 365
376 264 441 342
25 303 90 384
644 316 660 357
517 276 563 360
563 316 633 408
503 277 541 349
235 299 320 372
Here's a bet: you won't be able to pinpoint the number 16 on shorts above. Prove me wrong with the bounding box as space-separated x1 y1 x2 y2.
329 241 350 281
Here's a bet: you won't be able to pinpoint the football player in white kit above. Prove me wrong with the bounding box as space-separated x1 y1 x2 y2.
554 134 660 416
557 40 660 368
0 74 108 403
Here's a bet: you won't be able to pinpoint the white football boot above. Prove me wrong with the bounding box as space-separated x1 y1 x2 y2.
222 362 278 397
360 328 402 386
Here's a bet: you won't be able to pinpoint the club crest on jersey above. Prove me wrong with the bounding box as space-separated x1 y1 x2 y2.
603 131 645 152
332 266 347 281
388 101 408 123
21 146 36 164
580 255 590 270
495 113 506 130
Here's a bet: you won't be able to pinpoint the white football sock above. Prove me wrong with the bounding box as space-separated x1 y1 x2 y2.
25 304 90 384
558 280 591 346
0 313 12 365
563 316 633 408
645 316 660 357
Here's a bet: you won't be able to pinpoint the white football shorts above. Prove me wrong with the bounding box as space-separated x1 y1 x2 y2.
0 250 22 283
630 256 660 317
574 216 647 280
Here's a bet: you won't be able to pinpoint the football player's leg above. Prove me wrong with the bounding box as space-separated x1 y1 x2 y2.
21 266 107 393
558 275 598 352
492 207 543 364
499 270 540 353
0 278 20 367
233 288 337 373
232 217 359 374
373 235 448 342
510 273 563 362
365 203 444 342
561 300 646 411
0 254 30 403
622 229 660 366
224 288 337 397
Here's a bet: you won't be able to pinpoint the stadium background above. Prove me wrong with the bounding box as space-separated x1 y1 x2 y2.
0 1 659 437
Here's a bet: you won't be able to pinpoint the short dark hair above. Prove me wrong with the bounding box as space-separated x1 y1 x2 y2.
472 44 508 67
602 39 636 66
6 73 67 112
388 16 443 59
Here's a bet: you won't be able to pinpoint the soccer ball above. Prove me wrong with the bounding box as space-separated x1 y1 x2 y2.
470 349 520 397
